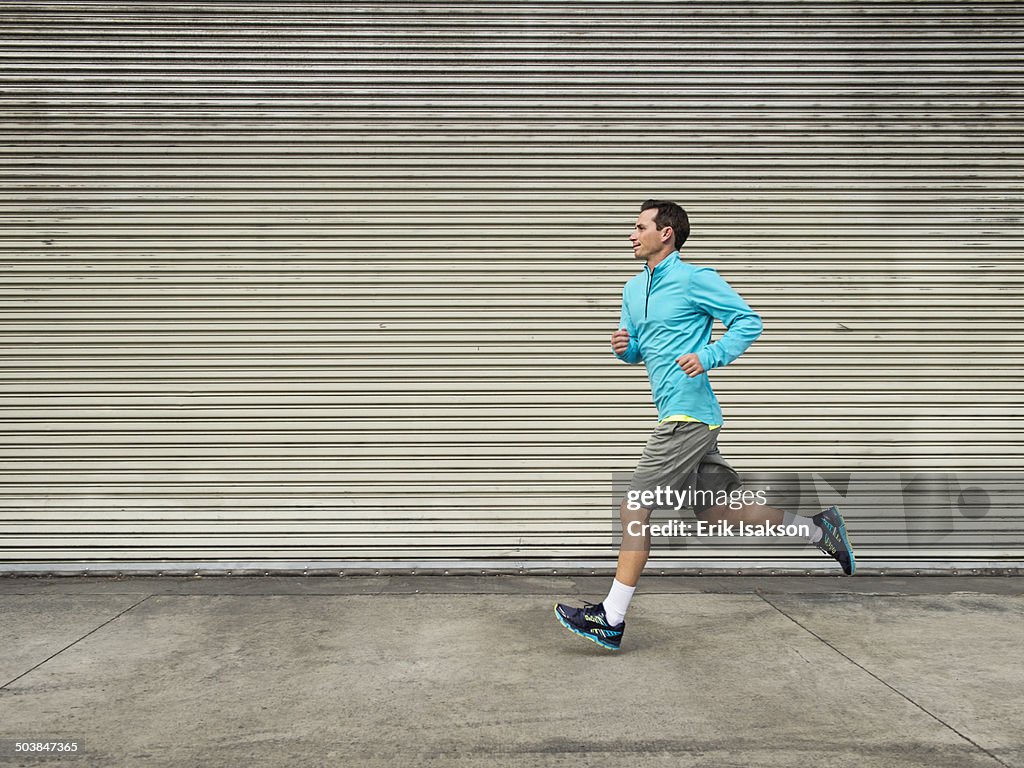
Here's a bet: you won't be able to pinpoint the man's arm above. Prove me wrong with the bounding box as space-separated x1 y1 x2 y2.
612 289 642 364
686 267 762 374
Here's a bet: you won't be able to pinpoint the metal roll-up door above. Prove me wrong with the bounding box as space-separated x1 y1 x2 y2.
1 2 1021 573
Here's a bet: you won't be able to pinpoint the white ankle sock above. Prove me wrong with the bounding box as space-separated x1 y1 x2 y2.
602 578 635 626
784 511 822 543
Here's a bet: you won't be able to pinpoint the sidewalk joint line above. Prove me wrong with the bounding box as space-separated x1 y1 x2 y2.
1 594 154 691
757 593 1011 768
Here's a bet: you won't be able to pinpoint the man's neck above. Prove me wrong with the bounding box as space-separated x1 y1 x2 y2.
646 249 675 271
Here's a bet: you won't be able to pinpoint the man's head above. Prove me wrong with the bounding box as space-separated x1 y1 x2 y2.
630 199 689 262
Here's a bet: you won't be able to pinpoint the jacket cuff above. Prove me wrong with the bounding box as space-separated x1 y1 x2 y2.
697 347 716 372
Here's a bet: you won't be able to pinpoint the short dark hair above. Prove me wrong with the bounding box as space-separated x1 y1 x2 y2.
641 199 689 249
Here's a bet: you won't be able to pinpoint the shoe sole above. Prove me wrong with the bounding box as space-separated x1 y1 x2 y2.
839 526 856 576
830 507 857 576
553 604 620 651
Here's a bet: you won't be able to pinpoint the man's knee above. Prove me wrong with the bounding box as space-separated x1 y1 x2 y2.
619 496 651 523
618 497 652 552
619 497 653 544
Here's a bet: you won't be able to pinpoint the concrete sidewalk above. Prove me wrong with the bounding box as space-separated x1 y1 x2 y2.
1 575 1022 768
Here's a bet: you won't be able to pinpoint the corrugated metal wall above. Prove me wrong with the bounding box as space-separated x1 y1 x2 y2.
1 1 1022 572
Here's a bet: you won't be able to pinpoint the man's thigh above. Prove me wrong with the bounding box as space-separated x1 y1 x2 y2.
627 422 721 505
690 445 744 516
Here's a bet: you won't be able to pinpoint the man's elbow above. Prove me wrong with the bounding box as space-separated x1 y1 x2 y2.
749 313 764 340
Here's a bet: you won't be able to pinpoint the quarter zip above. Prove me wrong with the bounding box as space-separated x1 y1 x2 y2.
643 253 676 318
644 265 653 318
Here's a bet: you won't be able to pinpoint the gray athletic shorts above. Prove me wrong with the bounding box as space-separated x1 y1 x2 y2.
626 422 743 514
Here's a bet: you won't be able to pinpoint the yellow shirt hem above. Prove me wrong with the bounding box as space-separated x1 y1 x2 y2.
660 414 721 430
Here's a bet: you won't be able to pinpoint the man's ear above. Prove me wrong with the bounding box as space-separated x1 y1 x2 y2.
661 227 674 245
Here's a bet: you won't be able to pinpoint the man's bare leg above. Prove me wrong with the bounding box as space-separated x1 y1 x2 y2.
615 498 653 587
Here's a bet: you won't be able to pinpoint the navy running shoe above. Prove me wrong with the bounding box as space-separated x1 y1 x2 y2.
813 505 856 575
554 601 624 651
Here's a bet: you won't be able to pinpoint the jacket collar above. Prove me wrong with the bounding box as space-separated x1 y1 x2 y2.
644 250 680 275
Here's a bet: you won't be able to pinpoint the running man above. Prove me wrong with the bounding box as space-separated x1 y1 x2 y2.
554 200 855 651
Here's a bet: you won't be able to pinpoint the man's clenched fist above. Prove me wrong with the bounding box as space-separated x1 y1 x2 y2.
676 352 705 377
611 328 631 354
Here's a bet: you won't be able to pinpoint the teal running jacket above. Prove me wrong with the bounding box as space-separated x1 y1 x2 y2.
614 251 763 424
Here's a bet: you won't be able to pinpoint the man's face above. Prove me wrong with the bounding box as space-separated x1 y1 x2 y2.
629 208 671 261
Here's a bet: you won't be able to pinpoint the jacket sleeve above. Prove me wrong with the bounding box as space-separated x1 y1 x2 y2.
614 287 643 365
689 268 763 372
